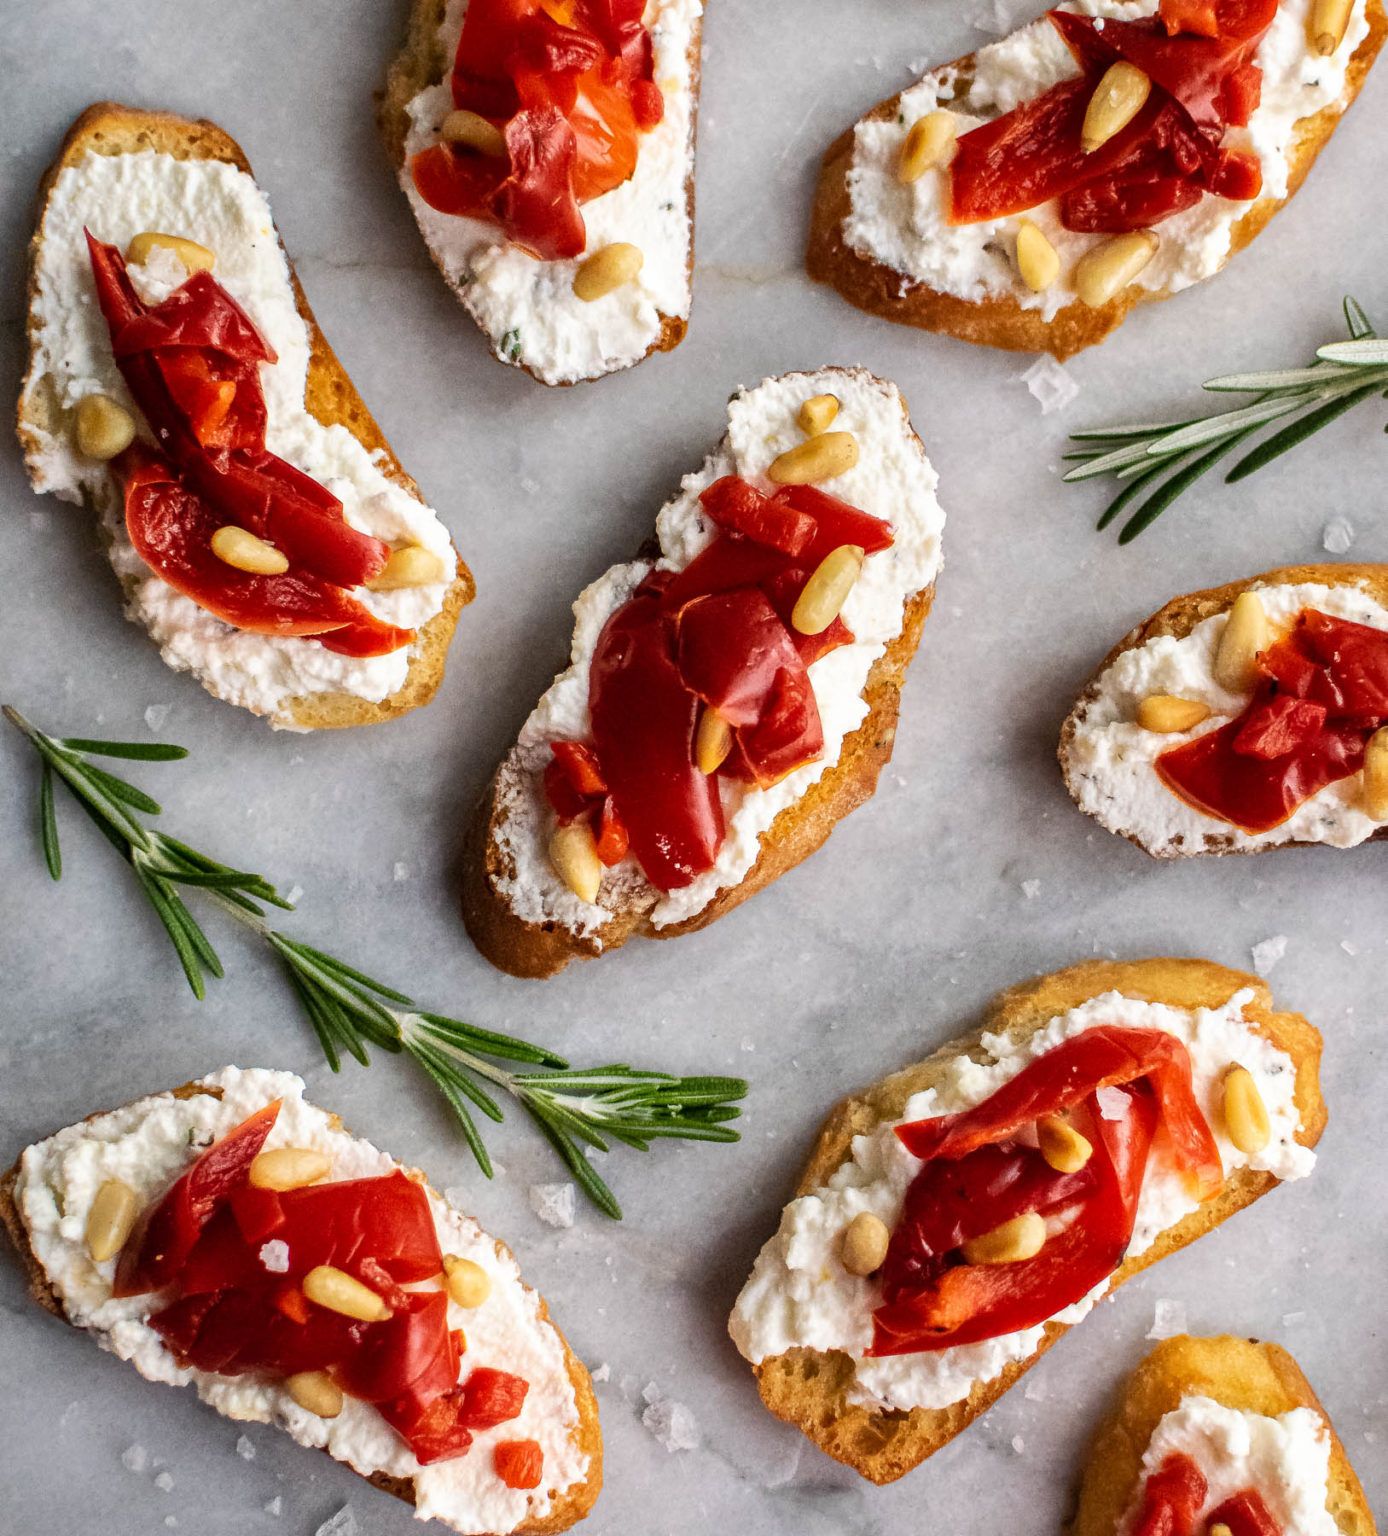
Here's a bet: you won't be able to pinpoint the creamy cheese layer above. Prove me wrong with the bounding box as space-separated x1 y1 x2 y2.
843 0 1371 318
1066 580 1388 855
16 1068 588 1535
490 368 945 938
401 0 701 385
22 150 457 727
728 988 1313 1414
1120 1396 1338 1536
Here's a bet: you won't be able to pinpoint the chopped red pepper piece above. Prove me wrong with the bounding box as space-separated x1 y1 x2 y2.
460 1366 530 1428
592 794 630 865
552 740 607 798
1205 1488 1284 1536
770 485 895 565
1134 1452 1209 1536
1161 0 1222 36
495 1438 545 1490
700 477 816 558
676 589 808 728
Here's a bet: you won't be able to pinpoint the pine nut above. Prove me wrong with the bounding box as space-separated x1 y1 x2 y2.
303 1264 392 1322
960 1211 1046 1266
1213 591 1268 693
573 242 644 302
441 108 508 156
248 1147 332 1191
211 525 290 575
549 820 603 903
1222 1065 1271 1154
792 544 864 636
285 1370 344 1418
366 545 447 590
695 708 733 774
1074 230 1158 308
85 1179 141 1263
1362 727 1388 819
126 232 216 273
897 110 957 183
1015 218 1060 293
1136 695 1212 734
798 394 840 437
443 1255 492 1309
840 1212 890 1276
75 393 136 460
1082 62 1151 153
767 431 860 486
1310 0 1352 52
1037 1114 1093 1173
1210 1526 1234 1536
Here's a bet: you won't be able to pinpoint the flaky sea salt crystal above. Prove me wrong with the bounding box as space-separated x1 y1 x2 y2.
154 1471 175 1492
1322 517 1355 554
640 1383 701 1452
393 861 410 882
1251 935 1288 976
144 704 171 732
1148 1298 1187 1339
264 1497 283 1517
1021 879 1041 899
284 884 304 907
259 1239 290 1274
1012 1435 1026 1454
1023 1376 1049 1402
121 1444 149 1474
236 1434 256 1461
314 1508 358 1536
1341 939 1358 956
590 1363 611 1383
529 1183 576 1228
973 0 1017 34
1283 1310 1307 1326
1020 355 1080 415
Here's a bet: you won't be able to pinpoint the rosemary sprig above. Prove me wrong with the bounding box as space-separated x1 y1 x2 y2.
4 707 746 1219
1066 298 1388 543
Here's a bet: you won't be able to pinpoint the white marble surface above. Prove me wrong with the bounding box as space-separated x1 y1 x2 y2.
1 1 1386 1532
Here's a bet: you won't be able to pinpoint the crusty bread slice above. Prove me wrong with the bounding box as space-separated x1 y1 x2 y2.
380 0 700 386
0 1077 601 1536
1069 1334 1376 1536
806 4 1387 359
746 958 1326 1485
1058 562 1388 857
16 103 475 730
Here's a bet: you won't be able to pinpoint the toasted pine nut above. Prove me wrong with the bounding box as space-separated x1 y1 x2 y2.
549 820 603 904
75 393 136 460
798 394 840 437
1310 0 1352 52
126 231 216 273
573 242 644 302
767 431 859 486
1209 1526 1234 1536
695 707 733 774
248 1147 332 1192
440 109 508 157
303 1264 392 1322
960 1211 1046 1266
1015 218 1060 293
1136 695 1212 734
793 544 864 636
1037 1114 1093 1174
1213 591 1268 693
1082 62 1151 153
285 1370 344 1418
1074 230 1158 308
1222 1065 1271 1154
840 1212 890 1276
85 1179 141 1263
443 1254 493 1308
897 110 957 183
1362 726 1388 819
211 525 290 575
366 545 448 590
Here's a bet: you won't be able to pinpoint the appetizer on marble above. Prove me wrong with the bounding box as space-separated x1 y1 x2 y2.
1071 1334 1376 1536
461 368 945 977
382 0 703 385
729 958 1324 1483
17 104 473 730
0 1069 601 1534
1060 564 1388 856
806 0 1385 358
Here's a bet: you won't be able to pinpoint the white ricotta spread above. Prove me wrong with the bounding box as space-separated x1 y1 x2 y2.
728 988 1313 1414
491 368 946 936
22 150 457 727
1120 1395 1338 1536
401 0 701 384
16 1068 588 1534
843 0 1371 318
1067 579 1388 855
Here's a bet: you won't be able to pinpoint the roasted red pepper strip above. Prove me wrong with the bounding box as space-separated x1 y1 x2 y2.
676 588 809 728
1134 1452 1209 1536
1204 1489 1283 1536
699 477 816 558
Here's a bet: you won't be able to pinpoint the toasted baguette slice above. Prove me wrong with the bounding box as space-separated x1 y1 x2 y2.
1059 563 1388 857
17 103 474 730
461 367 945 977
807 1 1386 359
0 1069 601 1536
1070 1335 1376 1536
732 958 1326 1485
381 0 702 386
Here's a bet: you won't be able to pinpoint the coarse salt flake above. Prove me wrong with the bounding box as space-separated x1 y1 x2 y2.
236 1434 256 1460
259 1239 290 1273
1020 355 1080 415
529 1182 576 1229
1251 935 1288 976
640 1383 701 1452
1147 1298 1188 1339
314 1508 358 1536
1322 517 1355 554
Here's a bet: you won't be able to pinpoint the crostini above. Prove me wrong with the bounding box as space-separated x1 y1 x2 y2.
1060 564 1388 857
0 1068 601 1535
807 0 1386 358
1071 1334 1376 1536
729 958 1324 1484
461 368 945 977
382 0 703 385
17 104 474 730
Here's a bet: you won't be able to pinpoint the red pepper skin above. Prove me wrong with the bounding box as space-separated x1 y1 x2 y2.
770 485 895 565
699 477 816 558
1133 1452 1209 1536
676 589 807 728
460 1366 530 1428
229 1184 285 1245
593 795 630 865
1161 0 1222 35
552 740 607 798
1204 1488 1284 1536
495 1438 545 1490
733 663 826 788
